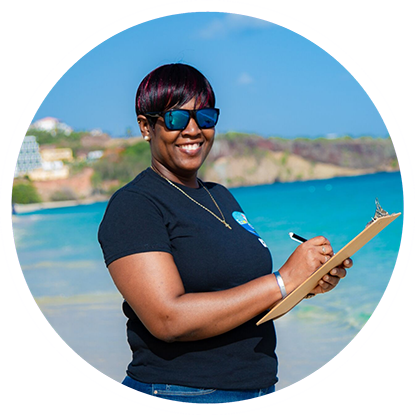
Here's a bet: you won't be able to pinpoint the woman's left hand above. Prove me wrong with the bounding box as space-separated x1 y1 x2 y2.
308 258 353 295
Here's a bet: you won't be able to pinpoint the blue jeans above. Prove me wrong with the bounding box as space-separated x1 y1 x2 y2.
122 375 275 403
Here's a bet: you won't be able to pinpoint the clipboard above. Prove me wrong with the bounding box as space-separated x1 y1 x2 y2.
257 208 401 325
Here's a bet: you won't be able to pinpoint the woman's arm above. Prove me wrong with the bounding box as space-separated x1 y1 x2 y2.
108 236 350 343
109 251 280 342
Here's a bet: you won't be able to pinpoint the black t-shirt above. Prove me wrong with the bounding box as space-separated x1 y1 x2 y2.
98 168 278 390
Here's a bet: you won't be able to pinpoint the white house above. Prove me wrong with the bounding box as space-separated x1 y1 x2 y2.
87 150 104 161
31 117 73 135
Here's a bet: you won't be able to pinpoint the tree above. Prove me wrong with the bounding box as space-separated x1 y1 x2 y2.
12 182 42 204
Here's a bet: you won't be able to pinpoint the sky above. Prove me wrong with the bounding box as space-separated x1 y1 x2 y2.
31 12 389 139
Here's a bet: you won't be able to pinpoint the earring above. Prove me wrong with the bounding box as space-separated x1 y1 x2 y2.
144 135 150 141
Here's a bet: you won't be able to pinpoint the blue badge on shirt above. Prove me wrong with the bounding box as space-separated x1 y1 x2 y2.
232 211 268 247
232 211 260 236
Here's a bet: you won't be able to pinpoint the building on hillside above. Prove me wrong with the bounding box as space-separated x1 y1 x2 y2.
40 147 74 162
15 136 71 180
28 161 70 181
31 117 73 135
15 136 43 177
87 150 104 161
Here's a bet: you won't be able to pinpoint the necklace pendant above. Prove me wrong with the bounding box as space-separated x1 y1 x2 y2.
224 222 232 230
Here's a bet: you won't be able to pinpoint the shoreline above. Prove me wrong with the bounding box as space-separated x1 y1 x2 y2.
13 170 399 215
13 195 109 214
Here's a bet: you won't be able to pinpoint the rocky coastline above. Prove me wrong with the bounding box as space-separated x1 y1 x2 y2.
13 133 399 214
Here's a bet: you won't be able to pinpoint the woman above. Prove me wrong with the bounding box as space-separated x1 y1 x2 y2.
98 63 352 403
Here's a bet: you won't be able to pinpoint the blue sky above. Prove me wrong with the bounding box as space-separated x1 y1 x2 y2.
32 12 388 139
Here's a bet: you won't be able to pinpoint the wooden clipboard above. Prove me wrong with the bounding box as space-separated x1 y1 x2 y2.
257 212 401 325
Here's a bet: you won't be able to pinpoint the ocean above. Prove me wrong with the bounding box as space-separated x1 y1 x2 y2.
12 171 403 390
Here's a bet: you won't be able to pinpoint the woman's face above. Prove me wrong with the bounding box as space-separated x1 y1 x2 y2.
141 98 215 182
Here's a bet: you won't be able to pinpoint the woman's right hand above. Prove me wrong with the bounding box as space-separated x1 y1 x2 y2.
278 236 333 293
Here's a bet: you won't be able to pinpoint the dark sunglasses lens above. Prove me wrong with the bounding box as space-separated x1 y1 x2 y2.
165 110 190 130
196 109 219 128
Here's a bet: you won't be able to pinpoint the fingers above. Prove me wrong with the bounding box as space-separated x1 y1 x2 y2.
320 243 333 256
316 254 330 265
287 236 341 284
319 264 348 291
329 266 347 278
307 251 352 296
326 258 353 273
343 258 353 268
305 236 334 265
310 235 330 246
309 236 333 264
318 275 340 291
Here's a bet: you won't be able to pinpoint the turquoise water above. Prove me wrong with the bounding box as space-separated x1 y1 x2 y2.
12 172 403 386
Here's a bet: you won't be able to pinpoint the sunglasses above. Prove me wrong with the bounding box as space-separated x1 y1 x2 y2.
145 108 220 131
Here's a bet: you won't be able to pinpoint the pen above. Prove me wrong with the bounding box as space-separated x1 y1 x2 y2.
289 232 307 244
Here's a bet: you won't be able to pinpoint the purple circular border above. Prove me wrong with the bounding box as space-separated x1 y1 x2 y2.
1 1 413 409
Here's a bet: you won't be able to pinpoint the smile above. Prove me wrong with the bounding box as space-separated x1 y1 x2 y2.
177 143 202 151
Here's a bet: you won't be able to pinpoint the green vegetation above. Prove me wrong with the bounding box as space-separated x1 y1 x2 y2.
216 131 257 142
26 128 87 145
69 160 89 175
280 151 289 166
12 181 42 204
91 141 152 192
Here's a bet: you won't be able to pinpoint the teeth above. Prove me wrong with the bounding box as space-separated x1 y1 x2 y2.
179 143 200 150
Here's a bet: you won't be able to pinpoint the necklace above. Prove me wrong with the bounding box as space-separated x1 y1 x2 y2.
151 166 232 230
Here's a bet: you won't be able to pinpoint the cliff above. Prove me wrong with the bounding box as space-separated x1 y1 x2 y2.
14 132 399 205
199 133 398 186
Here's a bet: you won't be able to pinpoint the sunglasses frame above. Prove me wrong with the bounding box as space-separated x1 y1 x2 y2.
145 108 220 131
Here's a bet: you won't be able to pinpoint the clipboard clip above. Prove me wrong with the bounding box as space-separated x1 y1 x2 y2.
366 198 390 226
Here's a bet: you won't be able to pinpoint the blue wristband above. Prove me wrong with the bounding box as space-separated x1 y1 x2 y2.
273 271 287 299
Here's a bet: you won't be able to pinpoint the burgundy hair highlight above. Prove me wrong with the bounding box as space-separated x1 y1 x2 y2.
135 64 216 125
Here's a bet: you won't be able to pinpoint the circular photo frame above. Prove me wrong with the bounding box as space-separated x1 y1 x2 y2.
2 2 410 411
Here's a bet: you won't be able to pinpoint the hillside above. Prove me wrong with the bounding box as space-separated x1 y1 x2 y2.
13 130 399 205
200 133 397 186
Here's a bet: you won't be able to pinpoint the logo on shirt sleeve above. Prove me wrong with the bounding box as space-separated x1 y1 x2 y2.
232 211 268 247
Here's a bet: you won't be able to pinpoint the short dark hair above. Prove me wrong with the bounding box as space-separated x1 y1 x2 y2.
135 63 216 126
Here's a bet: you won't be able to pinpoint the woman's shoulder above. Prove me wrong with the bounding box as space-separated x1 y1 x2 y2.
202 180 233 196
201 180 242 210
202 179 226 190
98 169 165 238
98 168 172 265
104 168 163 212
110 168 159 197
